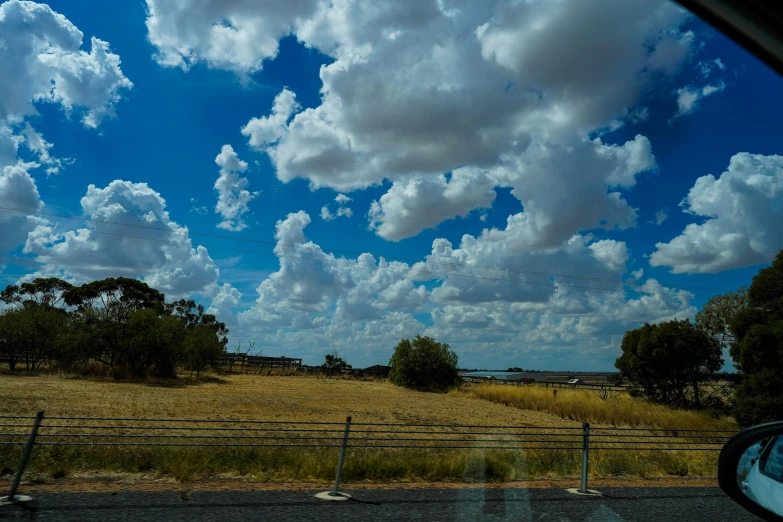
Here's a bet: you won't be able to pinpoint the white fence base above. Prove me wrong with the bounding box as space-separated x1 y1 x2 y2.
565 488 601 497
314 491 351 501
0 495 33 505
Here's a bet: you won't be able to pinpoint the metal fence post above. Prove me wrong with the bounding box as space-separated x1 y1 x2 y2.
579 422 590 494
316 415 352 500
1 410 44 505
331 416 352 496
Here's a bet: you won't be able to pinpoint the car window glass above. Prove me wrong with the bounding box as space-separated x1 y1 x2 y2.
760 435 783 482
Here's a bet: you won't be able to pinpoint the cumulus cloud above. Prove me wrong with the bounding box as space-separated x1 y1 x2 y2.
214 145 257 231
650 153 783 273
673 82 725 118
145 0 320 72
0 0 131 201
320 193 353 221
237 211 429 329
207 282 243 325
0 162 44 268
410 218 631 306
139 0 715 366
147 0 697 240
368 169 496 240
241 89 299 150
21 124 69 176
218 207 697 367
0 0 132 128
489 135 656 248
24 180 219 296
0 1 130 267
263 0 686 190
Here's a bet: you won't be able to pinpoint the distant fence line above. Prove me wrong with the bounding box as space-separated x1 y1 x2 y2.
0 412 737 500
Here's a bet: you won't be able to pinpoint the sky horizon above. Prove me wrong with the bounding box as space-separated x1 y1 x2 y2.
1 0 782 371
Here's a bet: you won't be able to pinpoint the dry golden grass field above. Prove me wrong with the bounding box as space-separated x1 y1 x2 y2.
1 373 580 427
0 373 736 484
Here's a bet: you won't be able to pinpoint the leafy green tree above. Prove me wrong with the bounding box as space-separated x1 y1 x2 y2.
63 277 167 367
123 309 186 378
166 298 228 349
615 319 722 409
182 324 225 377
0 275 229 380
389 335 460 391
729 250 783 427
0 309 25 373
0 304 69 372
322 350 351 376
1 278 74 308
696 287 748 348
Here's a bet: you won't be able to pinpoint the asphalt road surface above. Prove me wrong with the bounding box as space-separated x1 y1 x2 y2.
0 487 763 521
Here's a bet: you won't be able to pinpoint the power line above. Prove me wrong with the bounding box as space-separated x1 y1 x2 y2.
0 216 716 300
0 205 733 294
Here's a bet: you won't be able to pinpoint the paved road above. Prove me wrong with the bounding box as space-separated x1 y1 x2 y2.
0 487 762 521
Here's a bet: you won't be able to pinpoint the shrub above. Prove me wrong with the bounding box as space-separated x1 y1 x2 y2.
388 335 460 391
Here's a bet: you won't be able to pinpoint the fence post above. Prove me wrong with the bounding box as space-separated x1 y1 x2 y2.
316 416 352 500
1 410 44 505
579 422 590 494
331 416 352 496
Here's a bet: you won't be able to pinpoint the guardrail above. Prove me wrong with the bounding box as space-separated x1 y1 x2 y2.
0 412 737 503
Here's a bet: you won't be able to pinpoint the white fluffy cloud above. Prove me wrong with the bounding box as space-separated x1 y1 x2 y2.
673 82 725 118
207 282 243 325
369 169 496 241
241 89 299 150
262 0 686 191
650 153 783 273
226 209 694 368
214 145 257 231
145 0 320 72
411 220 630 306
20 124 68 176
140 0 722 367
237 210 429 330
320 193 353 221
24 180 219 296
0 162 43 269
489 135 656 248
0 1 131 269
148 0 697 240
0 0 132 128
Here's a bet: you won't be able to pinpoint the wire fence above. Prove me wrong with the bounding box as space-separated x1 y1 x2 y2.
0 414 736 450
0 412 738 502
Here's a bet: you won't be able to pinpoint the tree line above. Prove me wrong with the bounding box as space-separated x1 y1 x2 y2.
0 277 228 378
616 249 783 427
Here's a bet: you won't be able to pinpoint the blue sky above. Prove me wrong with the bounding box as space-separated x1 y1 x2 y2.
1 0 782 370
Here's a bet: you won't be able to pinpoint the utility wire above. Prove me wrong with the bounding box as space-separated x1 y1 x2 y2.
0 205 732 294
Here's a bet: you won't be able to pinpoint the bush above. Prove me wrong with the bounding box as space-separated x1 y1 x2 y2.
388 335 460 391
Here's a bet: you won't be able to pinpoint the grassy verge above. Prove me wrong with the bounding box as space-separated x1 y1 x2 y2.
459 384 737 431
1 445 719 484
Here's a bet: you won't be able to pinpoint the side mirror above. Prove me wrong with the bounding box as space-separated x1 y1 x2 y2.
719 421 783 521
